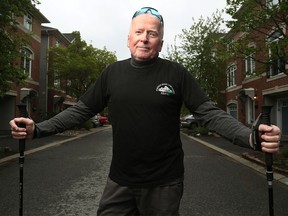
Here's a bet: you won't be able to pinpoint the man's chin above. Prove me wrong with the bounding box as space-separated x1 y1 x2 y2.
133 53 156 61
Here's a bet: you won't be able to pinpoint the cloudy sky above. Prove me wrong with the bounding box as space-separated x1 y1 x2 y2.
37 0 228 60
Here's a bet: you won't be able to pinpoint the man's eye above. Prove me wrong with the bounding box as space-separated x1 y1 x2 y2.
148 32 158 38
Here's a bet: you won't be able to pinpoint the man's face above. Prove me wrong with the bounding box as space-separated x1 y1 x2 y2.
127 13 164 61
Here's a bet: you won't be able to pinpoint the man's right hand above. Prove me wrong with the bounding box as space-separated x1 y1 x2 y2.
9 118 35 140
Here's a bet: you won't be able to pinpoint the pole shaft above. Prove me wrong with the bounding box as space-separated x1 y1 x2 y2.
17 104 28 216
262 106 274 216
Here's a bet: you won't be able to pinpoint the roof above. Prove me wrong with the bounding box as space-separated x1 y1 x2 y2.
41 26 71 45
63 33 76 43
30 6 50 23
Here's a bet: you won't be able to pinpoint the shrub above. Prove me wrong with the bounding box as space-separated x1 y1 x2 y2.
187 127 209 137
76 120 93 130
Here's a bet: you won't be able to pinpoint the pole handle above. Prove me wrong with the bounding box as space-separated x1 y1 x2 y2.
17 104 28 153
261 106 273 167
17 103 29 118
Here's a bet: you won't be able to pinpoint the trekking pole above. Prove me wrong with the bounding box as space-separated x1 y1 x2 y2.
261 105 274 216
17 103 29 216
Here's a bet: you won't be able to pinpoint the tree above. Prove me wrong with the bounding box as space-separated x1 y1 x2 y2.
0 0 40 96
49 31 117 99
225 0 288 75
165 10 228 109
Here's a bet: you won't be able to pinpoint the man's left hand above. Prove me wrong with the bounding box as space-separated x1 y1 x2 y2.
258 124 281 153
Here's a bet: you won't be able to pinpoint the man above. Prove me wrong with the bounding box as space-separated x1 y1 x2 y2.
10 7 280 216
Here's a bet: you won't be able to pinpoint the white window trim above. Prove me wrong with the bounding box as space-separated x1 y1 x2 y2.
23 14 32 31
22 48 33 78
267 24 286 76
245 50 256 77
227 64 237 87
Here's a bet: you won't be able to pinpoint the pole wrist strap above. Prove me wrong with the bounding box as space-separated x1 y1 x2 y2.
251 113 262 151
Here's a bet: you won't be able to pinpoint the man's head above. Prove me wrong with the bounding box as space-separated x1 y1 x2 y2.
127 7 164 61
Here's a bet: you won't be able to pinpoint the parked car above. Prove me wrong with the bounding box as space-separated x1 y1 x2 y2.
90 116 100 127
180 114 200 129
97 114 108 126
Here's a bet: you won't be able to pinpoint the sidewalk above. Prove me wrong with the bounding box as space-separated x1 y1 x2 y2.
183 132 288 186
1 126 287 186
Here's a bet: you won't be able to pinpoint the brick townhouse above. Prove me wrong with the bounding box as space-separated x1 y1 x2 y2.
0 7 74 135
40 26 75 121
225 1 288 137
0 7 49 135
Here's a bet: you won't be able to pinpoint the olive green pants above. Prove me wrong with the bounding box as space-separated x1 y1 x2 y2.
97 177 183 216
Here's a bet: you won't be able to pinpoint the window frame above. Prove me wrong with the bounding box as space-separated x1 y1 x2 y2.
227 64 237 87
23 14 32 31
267 26 286 77
245 50 256 77
21 48 33 77
227 103 238 119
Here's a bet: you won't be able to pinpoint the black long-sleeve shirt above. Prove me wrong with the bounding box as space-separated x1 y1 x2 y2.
35 57 251 187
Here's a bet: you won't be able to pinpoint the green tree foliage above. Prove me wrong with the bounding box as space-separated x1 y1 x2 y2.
225 0 288 75
49 31 117 99
0 0 39 96
165 10 228 109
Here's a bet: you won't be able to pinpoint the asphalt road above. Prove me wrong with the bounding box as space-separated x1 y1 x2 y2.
0 128 288 216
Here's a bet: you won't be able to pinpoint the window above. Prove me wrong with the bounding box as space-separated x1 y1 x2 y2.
21 48 33 77
55 39 61 47
267 28 286 77
227 39 235 53
227 64 236 87
24 14 32 31
245 53 256 76
227 103 238 119
245 44 256 76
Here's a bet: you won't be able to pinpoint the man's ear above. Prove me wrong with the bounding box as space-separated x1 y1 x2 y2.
159 40 164 52
127 35 130 48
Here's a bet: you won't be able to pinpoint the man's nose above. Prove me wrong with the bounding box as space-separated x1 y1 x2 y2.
140 33 149 42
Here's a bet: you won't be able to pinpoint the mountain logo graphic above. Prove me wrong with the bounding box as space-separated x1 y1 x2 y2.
156 83 175 96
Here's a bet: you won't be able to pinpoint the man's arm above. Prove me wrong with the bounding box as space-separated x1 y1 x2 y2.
10 100 95 140
192 100 280 153
34 100 95 138
192 100 252 147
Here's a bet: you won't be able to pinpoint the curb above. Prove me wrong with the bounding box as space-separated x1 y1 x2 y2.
183 133 288 187
242 152 288 176
0 126 111 165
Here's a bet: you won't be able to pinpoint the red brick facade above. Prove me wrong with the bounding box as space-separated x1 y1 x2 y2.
225 8 288 136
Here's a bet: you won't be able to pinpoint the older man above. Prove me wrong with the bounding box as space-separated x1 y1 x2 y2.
10 7 280 216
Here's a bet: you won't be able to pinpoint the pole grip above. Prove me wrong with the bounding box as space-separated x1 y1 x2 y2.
17 104 29 153
261 106 273 167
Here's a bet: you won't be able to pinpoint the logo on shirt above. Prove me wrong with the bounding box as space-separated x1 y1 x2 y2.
156 83 175 96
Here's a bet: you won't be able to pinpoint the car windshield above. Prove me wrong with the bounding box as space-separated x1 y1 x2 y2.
183 114 193 119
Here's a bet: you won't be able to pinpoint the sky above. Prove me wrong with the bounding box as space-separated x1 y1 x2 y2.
37 0 228 60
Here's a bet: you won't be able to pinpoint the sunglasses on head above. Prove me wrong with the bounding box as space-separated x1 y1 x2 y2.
132 7 164 26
